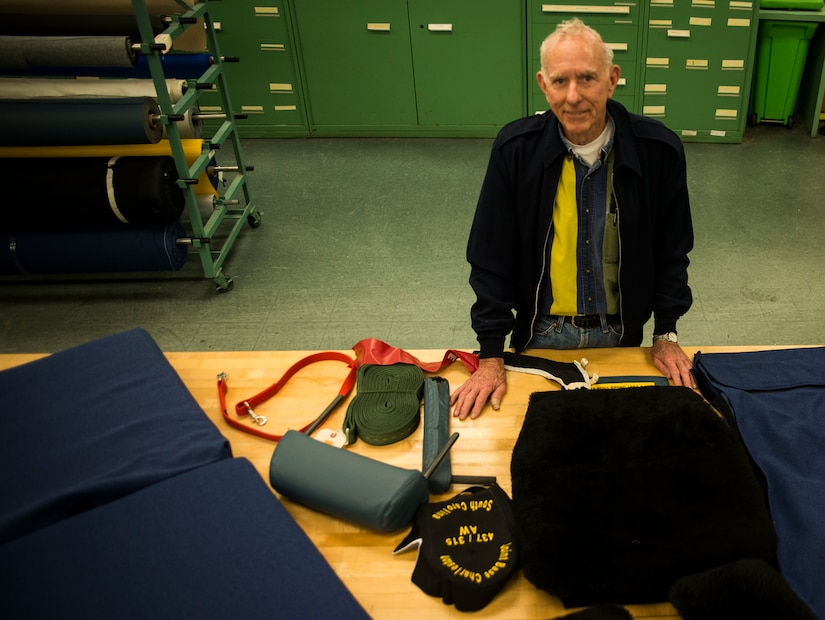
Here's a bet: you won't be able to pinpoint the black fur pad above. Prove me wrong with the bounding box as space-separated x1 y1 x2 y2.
511 386 778 607
669 558 818 620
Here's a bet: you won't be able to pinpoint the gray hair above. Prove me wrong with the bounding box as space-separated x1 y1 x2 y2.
539 18 614 76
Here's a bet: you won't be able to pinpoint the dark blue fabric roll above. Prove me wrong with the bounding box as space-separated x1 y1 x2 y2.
0 97 163 146
0 223 188 274
0 52 212 79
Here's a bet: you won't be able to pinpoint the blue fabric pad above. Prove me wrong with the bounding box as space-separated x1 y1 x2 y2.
693 347 825 620
0 328 231 545
0 458 369 619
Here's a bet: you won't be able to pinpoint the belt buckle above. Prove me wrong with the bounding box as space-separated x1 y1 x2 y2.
571 315 596 329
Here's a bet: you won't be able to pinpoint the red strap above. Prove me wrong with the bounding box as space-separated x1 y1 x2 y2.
218 351 358 442
352 338 479 374
217 342 477 442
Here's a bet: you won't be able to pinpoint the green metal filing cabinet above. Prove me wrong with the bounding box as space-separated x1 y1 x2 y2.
643 0 759 142
528 0 645 115
290 0 526 136
205 1 309 136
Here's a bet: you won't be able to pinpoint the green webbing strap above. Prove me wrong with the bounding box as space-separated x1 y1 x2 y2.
423 377 452 494
344 363 424 446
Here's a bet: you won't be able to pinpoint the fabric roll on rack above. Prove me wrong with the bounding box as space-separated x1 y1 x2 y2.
0 52 213 80
0 35 137 70
2 156 184 229
0 13 166 40
0 77 188 103
0 139 218 195
0 97 163 146
0 222 189 275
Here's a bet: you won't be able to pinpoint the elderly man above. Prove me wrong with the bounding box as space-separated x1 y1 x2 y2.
451 18 695 420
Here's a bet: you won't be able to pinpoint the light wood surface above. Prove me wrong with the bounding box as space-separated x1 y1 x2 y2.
0 345 785 619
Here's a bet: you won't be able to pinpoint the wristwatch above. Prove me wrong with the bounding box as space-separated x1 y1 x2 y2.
653 332 678 344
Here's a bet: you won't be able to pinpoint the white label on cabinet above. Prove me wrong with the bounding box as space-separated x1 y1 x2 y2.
681 129 698 136
717 85 741 96
647 57 670 69
722 59 745 70
260 43 285 52
242 105 265 114
645 83 667 94
710 130 728 136
649 19 673 28
607 42 629 52
686 59 709 69
715 109 738 120
643 105 666 116
274 105 297 111
729 1 753 10
542 4 631 14
254 7 280 17
668 29 691 38
618 77 627 86
428 23 453 32
690 17 712 26
651 0 674 6
728 18 751 27
367 23 391 31
692 0 716 7
199 106 223 113
269 83 293 93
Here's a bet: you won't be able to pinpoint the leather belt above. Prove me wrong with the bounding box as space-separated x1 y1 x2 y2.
552 314 620 329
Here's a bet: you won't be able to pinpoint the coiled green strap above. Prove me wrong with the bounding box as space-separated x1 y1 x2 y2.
344 363 424 446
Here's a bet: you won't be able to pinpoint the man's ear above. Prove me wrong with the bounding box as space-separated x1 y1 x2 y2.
607 64 621 97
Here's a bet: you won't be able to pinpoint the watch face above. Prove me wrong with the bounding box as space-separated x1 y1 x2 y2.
664 332 678 343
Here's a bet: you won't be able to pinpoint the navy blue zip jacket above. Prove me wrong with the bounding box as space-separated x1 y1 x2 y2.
467 99 693 358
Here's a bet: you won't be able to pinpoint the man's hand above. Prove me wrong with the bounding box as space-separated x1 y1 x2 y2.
449 357 507 420
651 340 696 388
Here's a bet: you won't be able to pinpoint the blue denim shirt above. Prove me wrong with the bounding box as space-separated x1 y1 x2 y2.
540 121 615 316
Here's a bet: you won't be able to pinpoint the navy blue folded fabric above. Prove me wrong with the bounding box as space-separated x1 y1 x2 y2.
0 458 369 620
0 328 231 545
693 347 825 620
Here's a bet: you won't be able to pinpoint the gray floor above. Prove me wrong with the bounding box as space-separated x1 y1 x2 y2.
2 122 825 354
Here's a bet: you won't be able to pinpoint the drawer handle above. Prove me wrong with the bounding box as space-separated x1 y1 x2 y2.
542 4 631 14
667 29 691 38
367 22 391 32
428 23 453 32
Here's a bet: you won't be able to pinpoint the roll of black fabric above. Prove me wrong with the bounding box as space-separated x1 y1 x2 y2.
1 156 184 230
0 222 188 274
0 35 137 69
0 97 163 146
0 13 166 39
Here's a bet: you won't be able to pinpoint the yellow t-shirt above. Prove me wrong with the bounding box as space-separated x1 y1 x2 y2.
549 156 578 316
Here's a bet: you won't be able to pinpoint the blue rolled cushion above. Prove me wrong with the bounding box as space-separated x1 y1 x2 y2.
0 328 231 545
0 458 369 619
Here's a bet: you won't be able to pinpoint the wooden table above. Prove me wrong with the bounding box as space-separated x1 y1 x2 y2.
0 345 771 620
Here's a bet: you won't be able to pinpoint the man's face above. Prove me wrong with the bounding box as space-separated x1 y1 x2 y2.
537 35 620 145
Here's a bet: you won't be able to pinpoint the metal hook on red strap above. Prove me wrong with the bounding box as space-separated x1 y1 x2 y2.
217 352 358 442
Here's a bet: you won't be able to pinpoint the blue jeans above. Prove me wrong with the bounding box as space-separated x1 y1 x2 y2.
528 315 622 349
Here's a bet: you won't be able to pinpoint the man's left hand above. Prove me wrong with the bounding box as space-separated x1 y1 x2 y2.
651 340 696 388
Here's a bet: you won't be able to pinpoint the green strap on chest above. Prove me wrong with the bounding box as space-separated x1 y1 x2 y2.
344 363 424 445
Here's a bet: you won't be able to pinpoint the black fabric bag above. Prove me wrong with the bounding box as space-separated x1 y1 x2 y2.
510 386 778 608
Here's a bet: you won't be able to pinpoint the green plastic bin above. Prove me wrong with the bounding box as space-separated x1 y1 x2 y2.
750 21 819 127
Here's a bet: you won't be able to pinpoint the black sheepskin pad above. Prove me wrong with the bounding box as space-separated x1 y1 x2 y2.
669 558 818 620
510 386 778 607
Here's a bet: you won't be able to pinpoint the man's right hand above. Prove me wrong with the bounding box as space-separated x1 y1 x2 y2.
449 357 507 420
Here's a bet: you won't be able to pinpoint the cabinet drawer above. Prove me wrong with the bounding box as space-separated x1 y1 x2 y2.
531 0 639 25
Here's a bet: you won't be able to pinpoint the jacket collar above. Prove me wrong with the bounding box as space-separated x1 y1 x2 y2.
542 99 641 177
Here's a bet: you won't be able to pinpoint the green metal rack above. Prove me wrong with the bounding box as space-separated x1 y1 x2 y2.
132 0 261 291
